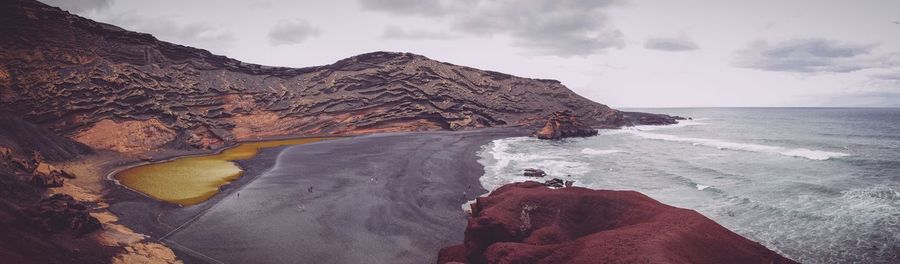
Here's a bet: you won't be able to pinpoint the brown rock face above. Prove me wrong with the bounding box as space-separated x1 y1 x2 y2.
72 118 177 153
19 194 101 236
0 0 678 152
31 162 75 188
532 110 599 139
439 182 796 264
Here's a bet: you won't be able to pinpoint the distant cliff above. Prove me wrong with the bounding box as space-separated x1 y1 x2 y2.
0 0 677 153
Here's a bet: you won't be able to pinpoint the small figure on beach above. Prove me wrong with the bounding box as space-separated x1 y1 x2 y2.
308 186 314 193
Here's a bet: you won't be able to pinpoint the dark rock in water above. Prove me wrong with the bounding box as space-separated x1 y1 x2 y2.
615 111 686 127
20 194 101 236
543 178 565 188
522 168 546 177
439 182 797 264
564 180 575 187
533 111 599 140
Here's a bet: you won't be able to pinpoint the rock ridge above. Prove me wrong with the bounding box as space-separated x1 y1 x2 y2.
3 0 678 153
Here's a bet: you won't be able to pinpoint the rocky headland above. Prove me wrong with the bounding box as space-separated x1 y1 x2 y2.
438 182 797 264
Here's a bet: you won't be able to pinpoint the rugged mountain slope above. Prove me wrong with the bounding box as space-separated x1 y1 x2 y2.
0 116 114 264
0 0 676 153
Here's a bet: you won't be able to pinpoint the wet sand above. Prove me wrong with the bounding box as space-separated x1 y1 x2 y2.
109 128 526 263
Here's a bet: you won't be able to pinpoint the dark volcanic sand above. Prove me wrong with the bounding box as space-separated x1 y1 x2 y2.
113 129 526 264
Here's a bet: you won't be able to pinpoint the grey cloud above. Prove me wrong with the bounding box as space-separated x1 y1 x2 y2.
107 14 236 50
381 26 458 40
734 38 896 73
358 0 474 16
40 0 112 13
360 0 626 57
644 36 699 51
871 72 900 80
267 20 320 46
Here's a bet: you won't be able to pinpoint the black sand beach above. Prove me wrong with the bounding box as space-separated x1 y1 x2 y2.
110 128 526 263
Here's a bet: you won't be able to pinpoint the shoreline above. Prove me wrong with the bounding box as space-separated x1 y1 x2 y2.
105 128 529 263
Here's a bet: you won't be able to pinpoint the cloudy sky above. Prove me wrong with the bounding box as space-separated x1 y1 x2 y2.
42 0 900 107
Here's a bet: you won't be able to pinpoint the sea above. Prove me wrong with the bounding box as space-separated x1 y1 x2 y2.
476 108 900 263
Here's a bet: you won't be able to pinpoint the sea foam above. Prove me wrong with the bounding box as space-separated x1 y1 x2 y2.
627 131 849 161
479 137 591 191
580 148 624 155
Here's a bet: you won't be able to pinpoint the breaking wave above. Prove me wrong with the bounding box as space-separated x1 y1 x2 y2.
580 148 624 155
628 131 850 160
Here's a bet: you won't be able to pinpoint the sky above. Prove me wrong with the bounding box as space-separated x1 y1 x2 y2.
41 0 900 107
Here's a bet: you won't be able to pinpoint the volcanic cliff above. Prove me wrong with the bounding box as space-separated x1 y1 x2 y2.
0 0 677 155
439 182 797 264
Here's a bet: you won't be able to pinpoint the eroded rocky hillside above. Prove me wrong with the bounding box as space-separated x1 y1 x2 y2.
0 0 678 154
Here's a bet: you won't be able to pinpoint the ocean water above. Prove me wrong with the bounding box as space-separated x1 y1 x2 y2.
477 108 900 263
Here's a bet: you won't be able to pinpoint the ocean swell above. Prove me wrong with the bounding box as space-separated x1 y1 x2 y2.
627 131 849 161
580 148 624 155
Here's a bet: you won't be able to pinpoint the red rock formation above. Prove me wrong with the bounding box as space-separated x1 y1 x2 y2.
532 111 599 139
439 182 796 264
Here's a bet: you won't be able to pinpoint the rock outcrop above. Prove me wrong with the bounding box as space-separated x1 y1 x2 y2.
533 111 599 139
1 0 678 153
522 168 546 177
619 111 687 126
0 116 93 162
19 194 101 236
438 182 796 264
0 123 79 189
0 116 112 264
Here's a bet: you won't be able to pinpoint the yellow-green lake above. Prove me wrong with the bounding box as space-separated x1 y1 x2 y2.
116 137 329 206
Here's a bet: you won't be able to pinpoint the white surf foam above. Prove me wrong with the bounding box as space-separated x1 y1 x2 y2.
696 184 711 191
601 119 708 135
479 137 591 191
628 131 850 161
580 148 624 155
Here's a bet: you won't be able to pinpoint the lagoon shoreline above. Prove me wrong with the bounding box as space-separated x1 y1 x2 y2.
106 128 529 263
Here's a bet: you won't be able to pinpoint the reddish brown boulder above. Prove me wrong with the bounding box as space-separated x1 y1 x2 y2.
533 111 598 140
20 194 101 236
439 182 796 264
